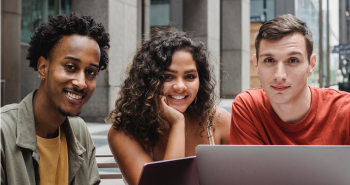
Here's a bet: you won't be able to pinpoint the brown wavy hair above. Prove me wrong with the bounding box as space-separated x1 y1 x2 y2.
255 14 313 62
108 29 216 148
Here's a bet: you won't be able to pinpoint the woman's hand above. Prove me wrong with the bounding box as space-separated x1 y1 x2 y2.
160 95 185 126
159 95 186 160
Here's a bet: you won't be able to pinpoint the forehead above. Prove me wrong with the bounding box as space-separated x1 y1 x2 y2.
169 50 197 69
51 35 100 63
259 33 307 58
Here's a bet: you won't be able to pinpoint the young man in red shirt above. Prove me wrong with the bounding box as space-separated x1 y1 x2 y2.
230 14 350 145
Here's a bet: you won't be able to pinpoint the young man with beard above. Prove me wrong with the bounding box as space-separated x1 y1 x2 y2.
230 14 350 145
1 13 110 185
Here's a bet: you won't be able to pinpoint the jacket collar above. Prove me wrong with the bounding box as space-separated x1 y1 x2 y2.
16 91 38 152
16 90 86 156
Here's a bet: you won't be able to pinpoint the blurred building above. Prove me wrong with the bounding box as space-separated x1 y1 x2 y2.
1 0 343 122
339 0 350 91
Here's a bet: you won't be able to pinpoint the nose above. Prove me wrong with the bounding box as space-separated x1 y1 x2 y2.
273 62 287 81
72 71 87 90
172 79 187 92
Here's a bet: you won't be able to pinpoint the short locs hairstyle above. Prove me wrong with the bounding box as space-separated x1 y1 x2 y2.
27 12 110 71
255 14 313 62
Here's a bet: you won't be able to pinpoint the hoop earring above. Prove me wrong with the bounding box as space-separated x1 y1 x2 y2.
194 96 197 104
38 74 45 80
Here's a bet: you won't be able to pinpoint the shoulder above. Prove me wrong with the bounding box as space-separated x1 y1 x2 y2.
312 86 350 105
1 103 19 113
312 86 350 96
1 104 20 154
212 107 231 144
232 88 266 114
108 126 147 153
67 117 92 140
1 103 20 131
234 88 265 105
68 117 88 131
108 126 140 145
213 106 230 126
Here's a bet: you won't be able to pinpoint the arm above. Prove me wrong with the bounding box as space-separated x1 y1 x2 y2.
108 96 185 185
230 96 264 145
1 138 7 185
88 145 100 185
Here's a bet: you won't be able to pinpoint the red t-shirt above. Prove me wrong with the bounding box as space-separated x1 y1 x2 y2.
230 86 350 145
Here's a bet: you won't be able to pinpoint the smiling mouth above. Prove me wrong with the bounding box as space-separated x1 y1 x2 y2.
65 91 84 100
169 95 188 100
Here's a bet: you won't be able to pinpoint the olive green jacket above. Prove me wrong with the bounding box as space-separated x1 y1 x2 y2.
1 91 100 185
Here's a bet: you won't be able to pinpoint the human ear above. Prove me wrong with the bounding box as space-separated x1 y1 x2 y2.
308 54 316 77
253 54 259 76
37 56 49 80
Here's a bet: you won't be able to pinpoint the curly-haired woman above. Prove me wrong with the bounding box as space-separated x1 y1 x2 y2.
107 29 230 185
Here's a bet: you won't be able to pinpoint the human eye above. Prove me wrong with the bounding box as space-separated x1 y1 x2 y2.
185 74 196 80
66 64 76 70
86 69 98 76
164 74 173 80
164 74 173 79
288 58 299 64
264 58 274 63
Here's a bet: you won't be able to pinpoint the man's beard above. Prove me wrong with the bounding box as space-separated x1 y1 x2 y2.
58 106 81 117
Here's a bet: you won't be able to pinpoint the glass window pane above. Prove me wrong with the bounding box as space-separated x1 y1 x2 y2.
61 0 71 14
150 0 170 27
250 0 275 22
21 0 71 43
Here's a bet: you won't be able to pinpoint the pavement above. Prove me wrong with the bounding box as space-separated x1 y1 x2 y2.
87 98 234 185
87 123 124 185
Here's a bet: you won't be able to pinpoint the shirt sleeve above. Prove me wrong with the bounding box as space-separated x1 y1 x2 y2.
88 144 100 185
1 126 7 185
230 94 265 145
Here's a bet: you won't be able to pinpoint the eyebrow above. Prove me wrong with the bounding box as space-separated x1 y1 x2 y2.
164 69 197 74
287 51 303 56
259 51 303 58
64 56 99 68
259 53 274 58
64 56 80 62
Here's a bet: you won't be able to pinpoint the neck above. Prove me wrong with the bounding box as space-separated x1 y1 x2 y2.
33 85 66 138
270 86 312 124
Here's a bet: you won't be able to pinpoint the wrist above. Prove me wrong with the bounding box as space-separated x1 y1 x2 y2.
170 118 185 127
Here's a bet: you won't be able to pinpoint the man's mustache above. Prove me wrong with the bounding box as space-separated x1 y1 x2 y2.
64 87 87 96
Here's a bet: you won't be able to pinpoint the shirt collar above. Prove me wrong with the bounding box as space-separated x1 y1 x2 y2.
16 90 86 156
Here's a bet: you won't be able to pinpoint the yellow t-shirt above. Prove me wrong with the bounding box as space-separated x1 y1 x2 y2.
36 127 69 185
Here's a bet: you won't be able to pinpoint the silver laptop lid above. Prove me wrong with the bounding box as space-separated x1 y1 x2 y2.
196 145 350 185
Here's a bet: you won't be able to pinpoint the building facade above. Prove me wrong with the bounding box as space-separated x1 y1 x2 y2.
1 0 342 121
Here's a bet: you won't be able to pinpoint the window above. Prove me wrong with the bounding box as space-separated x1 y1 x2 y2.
21 0 71 43
150 0 170 28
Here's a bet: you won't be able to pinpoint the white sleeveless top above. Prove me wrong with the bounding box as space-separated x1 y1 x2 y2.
121 126 215 184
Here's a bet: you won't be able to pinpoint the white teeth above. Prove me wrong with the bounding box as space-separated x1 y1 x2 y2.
66 92 82 100
171 96 186 100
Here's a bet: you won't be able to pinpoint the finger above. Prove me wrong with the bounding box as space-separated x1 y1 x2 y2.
164 96 168 105
160 95 167 106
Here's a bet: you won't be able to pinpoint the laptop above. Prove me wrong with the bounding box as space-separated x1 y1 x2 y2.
137 156 199 185
196 145 350 185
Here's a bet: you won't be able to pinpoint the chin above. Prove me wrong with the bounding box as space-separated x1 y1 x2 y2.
58 107 81 117
270 96 291 104
169 105 187 113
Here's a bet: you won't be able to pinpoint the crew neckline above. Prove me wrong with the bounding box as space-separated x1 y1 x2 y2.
264 86 318 132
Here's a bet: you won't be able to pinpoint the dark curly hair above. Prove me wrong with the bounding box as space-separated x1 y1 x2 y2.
108 29 216 148
27 12 110 71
